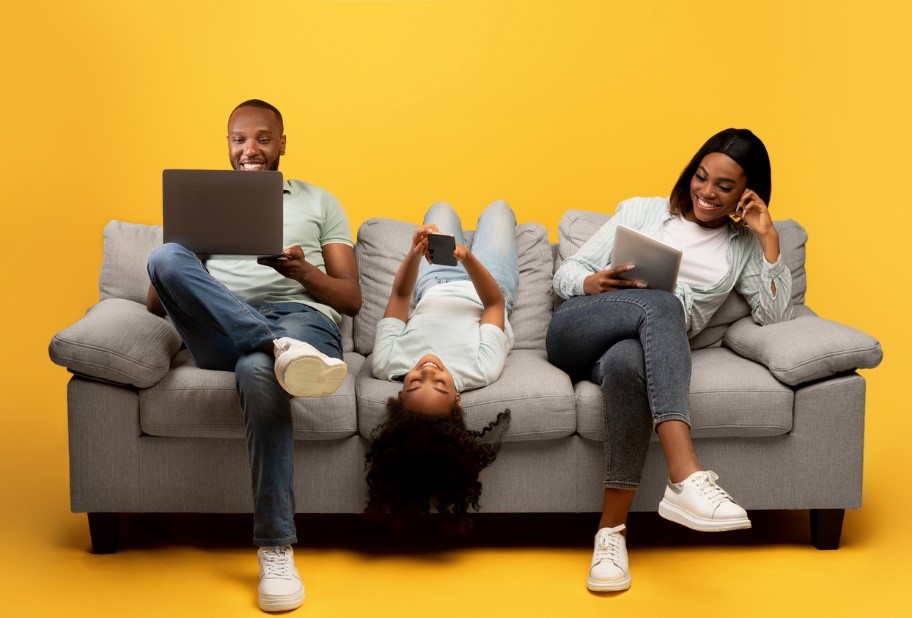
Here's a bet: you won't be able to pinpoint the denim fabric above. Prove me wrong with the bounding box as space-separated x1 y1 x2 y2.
546 289 691 489
415 200 520 313
148 243 343 545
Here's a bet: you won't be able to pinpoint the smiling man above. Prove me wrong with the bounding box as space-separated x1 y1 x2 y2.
146 99 361 612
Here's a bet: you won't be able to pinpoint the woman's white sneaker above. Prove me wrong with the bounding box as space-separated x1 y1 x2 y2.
587 524 631 592
273 337 347 397
658 470 751 531
257 545 304 612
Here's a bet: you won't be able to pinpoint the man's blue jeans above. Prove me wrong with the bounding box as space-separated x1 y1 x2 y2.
546 289 691 489
415 200 520 312
147 243 344 546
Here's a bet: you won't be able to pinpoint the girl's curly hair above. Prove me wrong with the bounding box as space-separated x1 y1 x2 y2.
365 397 511 532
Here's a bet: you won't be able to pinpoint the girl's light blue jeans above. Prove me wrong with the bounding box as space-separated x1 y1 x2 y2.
415 200 519 312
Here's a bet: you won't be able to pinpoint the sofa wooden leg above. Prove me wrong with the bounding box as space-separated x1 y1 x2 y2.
809 509 844 550
87 512 120 554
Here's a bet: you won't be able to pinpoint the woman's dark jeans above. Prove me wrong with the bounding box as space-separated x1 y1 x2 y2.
546 289 691 489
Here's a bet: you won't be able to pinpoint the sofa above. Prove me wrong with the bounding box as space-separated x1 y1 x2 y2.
48 210 883 554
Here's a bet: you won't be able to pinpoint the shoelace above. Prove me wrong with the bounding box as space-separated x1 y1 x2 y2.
693 471 735 506
261 547 293 579
593 529 623 567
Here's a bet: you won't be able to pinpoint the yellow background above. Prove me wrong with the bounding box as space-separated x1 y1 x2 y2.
2 0 909 615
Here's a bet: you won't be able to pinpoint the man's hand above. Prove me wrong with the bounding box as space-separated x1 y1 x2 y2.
258 245 309 280
258 244 362 316
582 264 646 295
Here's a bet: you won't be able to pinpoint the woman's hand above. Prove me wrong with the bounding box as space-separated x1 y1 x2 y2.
583 263 646 295
739 189 780 263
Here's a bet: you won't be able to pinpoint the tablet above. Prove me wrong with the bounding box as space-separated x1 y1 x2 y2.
611 225 682 292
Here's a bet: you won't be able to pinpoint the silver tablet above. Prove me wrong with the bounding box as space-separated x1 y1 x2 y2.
611 225 682 293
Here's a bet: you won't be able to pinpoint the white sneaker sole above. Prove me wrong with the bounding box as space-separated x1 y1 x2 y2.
259 587 305 612
658 499 752 532
587 574 631 592
275 352 348 398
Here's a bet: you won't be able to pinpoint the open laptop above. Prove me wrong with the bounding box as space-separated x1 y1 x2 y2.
163 169 284 257
611 225 682 292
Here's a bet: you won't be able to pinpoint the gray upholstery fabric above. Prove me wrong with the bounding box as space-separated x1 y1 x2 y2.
775 219 809 305
723 312 883 385
507 224 554 350
353 217 554 354
67 378 142 512
49 298 182 388
138 436 368 512
100 219 162 304
575 347 794 441
352 218 414 355
356 349 576 442
139 350 364 440
474 440 584 511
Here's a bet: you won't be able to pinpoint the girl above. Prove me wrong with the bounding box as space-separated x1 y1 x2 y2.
367 200 517 529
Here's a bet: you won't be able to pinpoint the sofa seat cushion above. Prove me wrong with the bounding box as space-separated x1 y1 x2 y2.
139 350 363 440
353 216 554 355
356 349 576 442
576 347 794 441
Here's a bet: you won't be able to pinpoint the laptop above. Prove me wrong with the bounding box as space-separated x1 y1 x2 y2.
162 169 284 257
611 225 682 293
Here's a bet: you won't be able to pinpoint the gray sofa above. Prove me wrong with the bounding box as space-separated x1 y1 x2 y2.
49 210 883 554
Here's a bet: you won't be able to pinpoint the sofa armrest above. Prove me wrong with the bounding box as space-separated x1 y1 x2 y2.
722 308 883 386
49 298 182 388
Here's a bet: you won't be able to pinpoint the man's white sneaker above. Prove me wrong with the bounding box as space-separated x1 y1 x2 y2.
658 470 751 532
257 545 304 612
587 524 631 592
273 337 347 397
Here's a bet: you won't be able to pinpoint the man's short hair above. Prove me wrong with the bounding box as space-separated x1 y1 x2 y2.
229 99 284 133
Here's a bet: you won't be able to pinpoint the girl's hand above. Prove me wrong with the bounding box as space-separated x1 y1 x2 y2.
583 264 646 295
453 244 471 262
410 224 438 260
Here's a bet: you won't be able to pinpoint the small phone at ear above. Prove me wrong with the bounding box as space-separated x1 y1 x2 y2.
427 233 457 266
729 202 745 224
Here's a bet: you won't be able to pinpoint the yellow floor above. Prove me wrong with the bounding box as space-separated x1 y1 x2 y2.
1 377 909 618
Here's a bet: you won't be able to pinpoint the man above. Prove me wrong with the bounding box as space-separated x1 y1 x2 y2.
146 99 361 612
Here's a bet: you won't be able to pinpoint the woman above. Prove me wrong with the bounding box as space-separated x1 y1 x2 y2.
547 128 792 591
367 200 516 530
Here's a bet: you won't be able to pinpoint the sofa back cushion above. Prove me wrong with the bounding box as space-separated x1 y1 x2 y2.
98 219 354 352
100 220 163 304
353 217 553 355
556 208 808 349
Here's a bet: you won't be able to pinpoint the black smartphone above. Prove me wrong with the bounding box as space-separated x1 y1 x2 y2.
427 233 457 266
